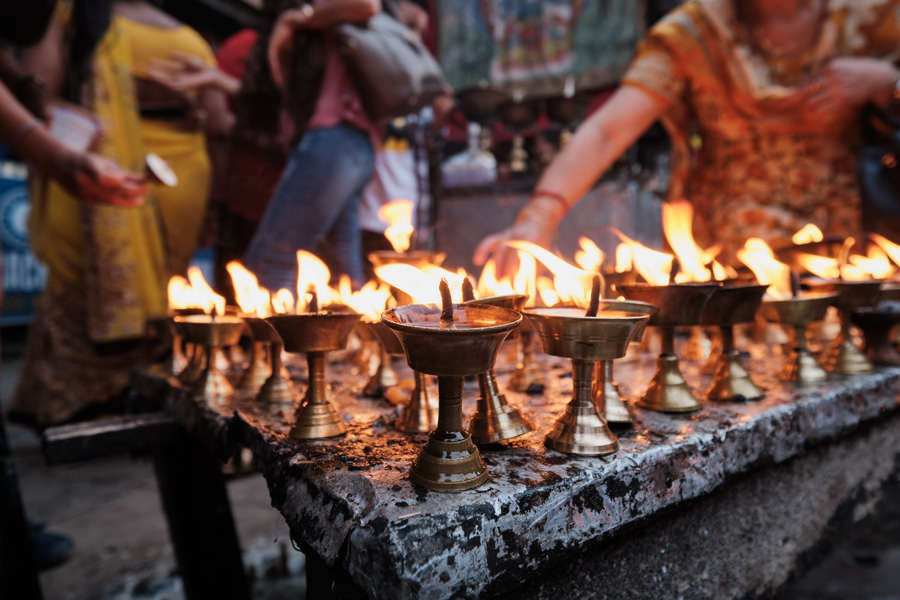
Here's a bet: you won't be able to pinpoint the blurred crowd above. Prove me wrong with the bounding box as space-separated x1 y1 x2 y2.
0 0 448 430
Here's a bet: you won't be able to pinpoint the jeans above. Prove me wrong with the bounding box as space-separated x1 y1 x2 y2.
244 124 374 292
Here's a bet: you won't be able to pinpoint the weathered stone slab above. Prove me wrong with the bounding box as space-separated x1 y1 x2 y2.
134 338 900 599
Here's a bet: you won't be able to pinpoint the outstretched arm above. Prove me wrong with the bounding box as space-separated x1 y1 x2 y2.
473 85 668 273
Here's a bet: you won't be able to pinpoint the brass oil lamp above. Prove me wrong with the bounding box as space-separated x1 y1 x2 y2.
701 282 768 402
367 320 438 434
382 281 522 491
508 320 547 393
154 307 204 379
590 299 656 425
235 337 270 393
850 282 900 366
525 280 650 456
357 321 400 398
761 291 837 382
174 313 246 405
266 307 362 440
463 293 535 445
241 317 295 405
618 282 720 412
803 278 881 374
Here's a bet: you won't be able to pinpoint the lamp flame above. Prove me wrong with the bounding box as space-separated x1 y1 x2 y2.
343 280 393 322
296 250 333 312
378 199 414 253
849 245 893 279
736 238 792 299
870 233 900 269
226 261 271 318
615 243 633 273
271 289 294 314
167 275 192 310
186 267 226 315
792 224 824 245
662 200 713 282
612 229 673 286
506 241 597 308
574 237 604 273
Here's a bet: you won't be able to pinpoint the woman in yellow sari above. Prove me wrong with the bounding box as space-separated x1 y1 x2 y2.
115 0 232 277
476 0 900 270
10 0 170 427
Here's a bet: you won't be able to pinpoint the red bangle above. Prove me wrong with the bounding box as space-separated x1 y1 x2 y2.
531 189 570 212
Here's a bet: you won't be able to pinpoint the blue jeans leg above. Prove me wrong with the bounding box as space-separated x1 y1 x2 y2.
243 124 374 292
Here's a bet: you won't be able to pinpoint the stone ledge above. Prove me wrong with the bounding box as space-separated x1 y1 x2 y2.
133 343 900 599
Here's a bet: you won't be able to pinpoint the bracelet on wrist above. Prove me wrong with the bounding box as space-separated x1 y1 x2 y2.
531 189 570 213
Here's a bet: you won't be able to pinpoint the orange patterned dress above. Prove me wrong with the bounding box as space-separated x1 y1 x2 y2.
622 0 900 264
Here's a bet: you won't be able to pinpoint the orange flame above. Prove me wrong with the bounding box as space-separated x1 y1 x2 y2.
662 200 712 282
870 233 900 269
476 259 517 298
226 261 271 317
574 237 604 273
378 199 414 253
296 250 333 312
506 241 597 307
849 245 893 279
736 238 792 299
612 229 673 286
615 243 633 273
271 289 294 314
792 224 824 245
187 267 226 315
167 275 192 310
374 263 447 304
795 253 843 280
343 280 394 322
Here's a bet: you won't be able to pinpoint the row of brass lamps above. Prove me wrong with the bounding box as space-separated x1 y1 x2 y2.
161 203 900 493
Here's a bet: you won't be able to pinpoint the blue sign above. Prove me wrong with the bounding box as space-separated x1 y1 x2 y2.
0 160 47 325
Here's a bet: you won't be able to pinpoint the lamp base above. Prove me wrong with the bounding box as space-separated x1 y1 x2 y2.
637 354 703 413
706 351 764 402
409 435 488 492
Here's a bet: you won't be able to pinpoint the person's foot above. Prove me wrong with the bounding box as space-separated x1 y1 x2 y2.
29 521 75 569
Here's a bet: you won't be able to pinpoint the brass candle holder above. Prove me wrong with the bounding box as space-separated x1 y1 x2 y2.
382 297 522 491
174 314 246 405
590 299 657 425
266 312 362 439
242 316 295 405
525 306 649 455
236 339 269 393
508 321 547 393
761 292 837 382
464 294 534 445
357 322 399 397
618 283 720 413
804 279 882 374
367 320 438 433
164 308 205 382
850 282 900 367
701 282 768 402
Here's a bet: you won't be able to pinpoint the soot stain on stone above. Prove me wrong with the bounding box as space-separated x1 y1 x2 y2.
604 475 640 501
368 516 389 536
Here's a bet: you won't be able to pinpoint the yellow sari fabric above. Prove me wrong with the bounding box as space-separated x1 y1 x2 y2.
29 18 168 343
622 0 900 264
11 12 169 427
117 15 216 276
